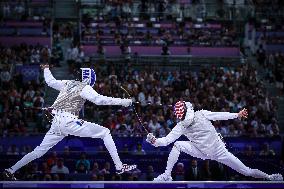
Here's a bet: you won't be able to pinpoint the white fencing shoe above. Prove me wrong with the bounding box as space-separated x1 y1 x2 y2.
269 174 283 181
153 173 173 181
116 164 137 174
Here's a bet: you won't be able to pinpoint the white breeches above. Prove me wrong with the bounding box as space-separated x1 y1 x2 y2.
10 110 124 173
173 141 268 178
32 113 110 158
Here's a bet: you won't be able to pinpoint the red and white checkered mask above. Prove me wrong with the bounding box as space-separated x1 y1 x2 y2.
174 101 186 120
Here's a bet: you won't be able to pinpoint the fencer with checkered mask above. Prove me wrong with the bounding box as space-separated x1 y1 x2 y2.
146 100 283 181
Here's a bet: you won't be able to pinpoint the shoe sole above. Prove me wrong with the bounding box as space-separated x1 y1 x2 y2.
116 165 137 175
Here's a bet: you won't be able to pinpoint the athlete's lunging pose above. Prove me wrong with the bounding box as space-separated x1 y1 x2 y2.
146 101 283 181
2 64 136 180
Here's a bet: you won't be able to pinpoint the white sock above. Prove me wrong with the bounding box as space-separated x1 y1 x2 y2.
165 145 180 176
103 133 123 170
9 151 38 174
250 169 270 179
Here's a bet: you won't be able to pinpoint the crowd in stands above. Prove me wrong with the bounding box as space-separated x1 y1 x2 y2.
0 0 283 183
0 1 52 40
0 0 51 21
252 0 284 18
254 19 284 95
81 0 237 50
1 1 27 20
0 43 280 138
93 0 199 21
81 21 238 48
72 61 280 138
258 48 284 95
0 43 51 137
52 22 75 42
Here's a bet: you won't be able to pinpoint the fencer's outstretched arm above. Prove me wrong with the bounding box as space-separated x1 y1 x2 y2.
202 108 248 121
80 85 132 107
42 65 66 91
153 123 184 147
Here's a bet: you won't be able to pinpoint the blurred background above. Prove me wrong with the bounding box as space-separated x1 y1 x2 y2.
0 0 284 182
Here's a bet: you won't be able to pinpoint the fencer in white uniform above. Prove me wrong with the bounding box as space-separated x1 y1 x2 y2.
146 101 283 181
2 65 136 180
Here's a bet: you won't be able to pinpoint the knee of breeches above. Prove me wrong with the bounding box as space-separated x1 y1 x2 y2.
33 146 48 158
101 127 111 139
173 141 183 151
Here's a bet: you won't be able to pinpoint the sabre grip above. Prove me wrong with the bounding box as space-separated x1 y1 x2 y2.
146 133 157 145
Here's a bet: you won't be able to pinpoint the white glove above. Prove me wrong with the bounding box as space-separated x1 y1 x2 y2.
146 133 157 146
121 99 132 107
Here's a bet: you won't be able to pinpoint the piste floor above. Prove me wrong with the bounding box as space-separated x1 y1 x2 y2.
1 181 284 188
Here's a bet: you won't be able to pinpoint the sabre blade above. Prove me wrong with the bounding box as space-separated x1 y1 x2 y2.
120 86 149 134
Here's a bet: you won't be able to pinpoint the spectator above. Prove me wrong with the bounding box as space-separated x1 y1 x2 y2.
0 66 11 89
145 165 155 181
187 159 201 180
259 143 276 156
212 162 227 180
75 162 88 174
132 143 146 155
3 2 11 18
266 119 280 136
138 88 147 107
100 162 111 179
14 2 25 20
75 152 91 172
23 85 35 99
47 151 58 167
91 162 100 175
201 160 212 181
148 116 162 136
242 145 255 158
158 122 170 137
6 144 19 155
51 158 69 174
173 162 185 181
156 37 166 45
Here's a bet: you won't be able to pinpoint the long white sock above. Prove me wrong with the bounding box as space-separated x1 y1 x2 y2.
218 151 270 180
250 169 270 179
165 145 180 176
103 133 123 170
9 152 38 174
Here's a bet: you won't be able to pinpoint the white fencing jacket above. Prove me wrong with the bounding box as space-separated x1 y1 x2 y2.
44 68 131 116
155 102 238 156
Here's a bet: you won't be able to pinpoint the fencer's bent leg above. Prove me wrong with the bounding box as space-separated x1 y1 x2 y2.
102 131 124 170
66 120 123 170
165 141 207 176
165 145 180 176
213 146 270 179
8 133 64 174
